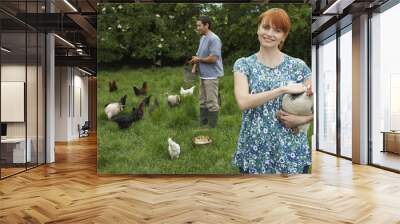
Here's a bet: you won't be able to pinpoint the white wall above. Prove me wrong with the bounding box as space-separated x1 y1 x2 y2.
352 14 369 164
54 66 89 141
46 32 55 163
55 66 69 141
73 72 89 138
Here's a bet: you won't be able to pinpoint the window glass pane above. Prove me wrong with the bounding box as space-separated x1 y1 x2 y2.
0 1 46 178
340 28 352 158
38 32 45 165
371 3 400 171
27 31 38 169
1 30 27 177
318 36 337 154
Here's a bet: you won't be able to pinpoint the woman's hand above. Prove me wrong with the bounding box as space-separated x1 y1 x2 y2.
305 84 313 96
192 66 196 74
303 78 313 96
282 83 306 95
276 110 312 128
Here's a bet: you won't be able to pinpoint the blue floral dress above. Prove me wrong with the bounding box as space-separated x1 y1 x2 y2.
232 53 312 174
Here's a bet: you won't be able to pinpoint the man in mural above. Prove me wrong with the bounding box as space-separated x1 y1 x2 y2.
190 16 224 128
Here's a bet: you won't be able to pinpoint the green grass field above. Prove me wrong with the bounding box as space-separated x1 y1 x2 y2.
97 66 243 174
97 66 313 174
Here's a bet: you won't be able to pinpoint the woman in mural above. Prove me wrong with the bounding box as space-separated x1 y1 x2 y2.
232 8 314 175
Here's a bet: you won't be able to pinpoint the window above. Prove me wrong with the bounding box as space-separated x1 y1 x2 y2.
0 1 46 179
339 27 352 158
317 35 337 155
370 3 400 171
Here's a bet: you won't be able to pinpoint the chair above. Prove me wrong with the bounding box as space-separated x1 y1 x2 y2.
78 121 90 138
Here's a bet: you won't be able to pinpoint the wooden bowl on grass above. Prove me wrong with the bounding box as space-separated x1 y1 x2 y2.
192 135 212 147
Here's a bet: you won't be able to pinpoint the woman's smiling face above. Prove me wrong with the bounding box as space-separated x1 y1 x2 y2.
256 8 291 49
257 21 287 49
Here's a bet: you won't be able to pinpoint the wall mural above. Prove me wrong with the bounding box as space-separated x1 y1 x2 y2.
97 3 312 175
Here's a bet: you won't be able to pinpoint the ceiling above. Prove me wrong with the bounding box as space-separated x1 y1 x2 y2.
0 0 97 74
311 0 390 43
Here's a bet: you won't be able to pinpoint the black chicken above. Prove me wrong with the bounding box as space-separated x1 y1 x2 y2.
133 100 146 122
109 80 117 92
112 98 146 129
120 95 127 106
112 108 135 129
133 81 148 96
143 95 152 107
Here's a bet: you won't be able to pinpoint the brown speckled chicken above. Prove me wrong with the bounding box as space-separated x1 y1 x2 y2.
109 80 117 92
133 81 148 96
132 99 146 121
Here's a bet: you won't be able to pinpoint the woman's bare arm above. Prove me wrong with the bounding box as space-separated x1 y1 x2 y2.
276 110 313 128
234 73 285 111
234 72 306 111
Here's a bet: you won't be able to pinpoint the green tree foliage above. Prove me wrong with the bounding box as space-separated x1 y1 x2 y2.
98 3 311 67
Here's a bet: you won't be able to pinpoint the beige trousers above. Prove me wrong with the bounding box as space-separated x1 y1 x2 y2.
199 79 219 112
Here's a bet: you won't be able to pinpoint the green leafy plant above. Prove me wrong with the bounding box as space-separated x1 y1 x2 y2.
98 3 311 67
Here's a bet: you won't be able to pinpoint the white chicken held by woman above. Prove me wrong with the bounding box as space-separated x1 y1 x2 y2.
281 81 313 133
168 138 181 160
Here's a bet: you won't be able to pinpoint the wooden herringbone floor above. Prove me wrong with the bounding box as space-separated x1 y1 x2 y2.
1 135 400 224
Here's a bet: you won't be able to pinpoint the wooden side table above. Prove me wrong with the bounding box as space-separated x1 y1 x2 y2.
381 131 400 154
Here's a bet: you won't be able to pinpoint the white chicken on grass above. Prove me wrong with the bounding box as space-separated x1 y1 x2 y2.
167 94 181 107
180 86 195 96
168 138 181 160
281 81 313 133
104 95 127 120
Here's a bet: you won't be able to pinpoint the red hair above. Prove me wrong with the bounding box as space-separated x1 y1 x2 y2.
258 8 291 49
